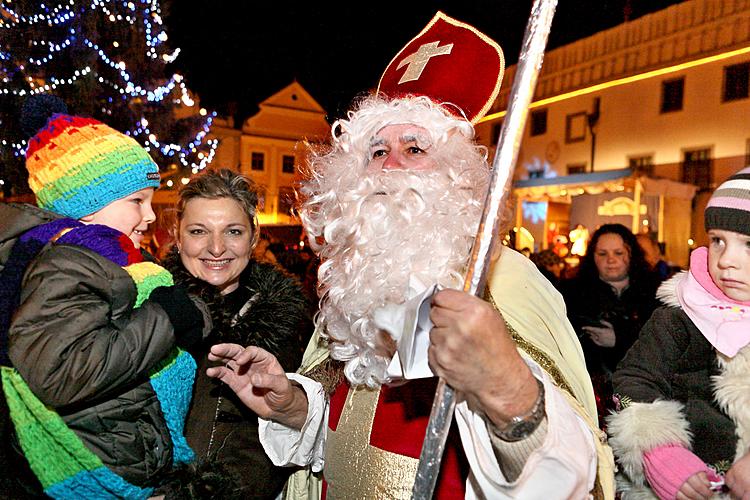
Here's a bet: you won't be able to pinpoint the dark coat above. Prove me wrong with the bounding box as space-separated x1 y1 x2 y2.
165 250 312 499
0 203 194 492
606 274 750 497
613 306 737 464
560 274 659 374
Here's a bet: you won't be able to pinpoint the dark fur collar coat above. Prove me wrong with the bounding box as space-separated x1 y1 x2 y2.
162 248 311 498
163 247 309 372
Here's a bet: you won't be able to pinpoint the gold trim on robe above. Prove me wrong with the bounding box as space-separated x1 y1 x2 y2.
324 385 418 499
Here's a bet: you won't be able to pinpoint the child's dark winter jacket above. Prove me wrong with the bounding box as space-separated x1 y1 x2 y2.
0 202 210 494
608 272 750 498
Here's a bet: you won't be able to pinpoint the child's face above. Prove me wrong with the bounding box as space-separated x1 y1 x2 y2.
708 229 750 301
80 188 156 248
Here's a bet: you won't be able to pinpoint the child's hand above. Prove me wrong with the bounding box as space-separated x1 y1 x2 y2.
582 320 616 347
676 471 714 499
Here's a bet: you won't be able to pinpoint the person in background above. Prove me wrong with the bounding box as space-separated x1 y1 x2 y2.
560 223 659 422
608 167 750 499
161 169 311 499
252 236 279 266
636 232 673 282
531 248 565 288
203 12 614 499
0 95 209 498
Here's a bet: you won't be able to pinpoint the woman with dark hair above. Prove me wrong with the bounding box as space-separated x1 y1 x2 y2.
560 224 659 419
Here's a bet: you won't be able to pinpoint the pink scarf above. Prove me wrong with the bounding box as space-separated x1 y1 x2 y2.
677 246 750 357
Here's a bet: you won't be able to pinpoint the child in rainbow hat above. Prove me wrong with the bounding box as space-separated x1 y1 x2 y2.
0 95 208 499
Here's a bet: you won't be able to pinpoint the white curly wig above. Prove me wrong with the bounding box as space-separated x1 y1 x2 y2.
299 95 490 388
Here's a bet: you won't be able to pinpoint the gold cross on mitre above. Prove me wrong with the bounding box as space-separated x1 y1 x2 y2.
396 41 453 84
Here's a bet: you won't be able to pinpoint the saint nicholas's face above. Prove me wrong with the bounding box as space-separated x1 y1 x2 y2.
367 124 436 172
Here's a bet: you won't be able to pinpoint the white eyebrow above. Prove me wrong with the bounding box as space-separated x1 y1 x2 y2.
369 137 386 148
403 133 432 148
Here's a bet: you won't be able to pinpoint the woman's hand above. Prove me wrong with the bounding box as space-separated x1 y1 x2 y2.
582 320 616 347
206 343 309 430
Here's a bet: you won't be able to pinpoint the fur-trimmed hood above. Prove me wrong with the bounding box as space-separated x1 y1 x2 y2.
655 271 684 308
163 248 310 371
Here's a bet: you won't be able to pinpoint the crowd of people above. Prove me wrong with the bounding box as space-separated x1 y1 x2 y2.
2 10 750 500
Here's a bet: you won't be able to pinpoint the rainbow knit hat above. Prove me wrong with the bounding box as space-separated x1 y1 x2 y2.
705 166 750 236
24 106 160 219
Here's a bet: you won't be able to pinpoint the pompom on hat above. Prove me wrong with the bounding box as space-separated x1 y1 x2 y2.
377 11 505 124
705 166 750 236
22 95 160 219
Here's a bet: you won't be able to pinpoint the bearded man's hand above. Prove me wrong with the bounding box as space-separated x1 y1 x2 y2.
427 289 541 428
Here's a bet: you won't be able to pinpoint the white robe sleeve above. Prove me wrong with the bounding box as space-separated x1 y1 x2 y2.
257 373 328 473
456 361 598 499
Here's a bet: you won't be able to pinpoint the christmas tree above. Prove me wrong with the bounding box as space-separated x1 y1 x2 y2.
0 0 217 198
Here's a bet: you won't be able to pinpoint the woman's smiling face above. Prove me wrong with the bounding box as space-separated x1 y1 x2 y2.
177 196 254 295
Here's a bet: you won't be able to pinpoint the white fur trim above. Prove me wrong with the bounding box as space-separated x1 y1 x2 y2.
714 343 750 460
606 400 692 487
615 473 658 500
655 271 685 308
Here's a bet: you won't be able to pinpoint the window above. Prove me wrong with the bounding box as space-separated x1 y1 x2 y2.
282 155 296 174
530 109 548 137
567 164 586 175
723 62 749 102
660 78 684 113
629 155 654 176
277 187 295 216
251 152 264 171
682 148 712 190
565 112 587 143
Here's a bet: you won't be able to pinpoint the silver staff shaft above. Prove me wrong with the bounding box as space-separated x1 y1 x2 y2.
411 0 558 497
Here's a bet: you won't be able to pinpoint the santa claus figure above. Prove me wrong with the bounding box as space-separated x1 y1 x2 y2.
207 12 614 499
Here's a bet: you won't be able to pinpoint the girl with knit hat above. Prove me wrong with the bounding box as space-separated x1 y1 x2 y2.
0 96 209 499
607 166 750 499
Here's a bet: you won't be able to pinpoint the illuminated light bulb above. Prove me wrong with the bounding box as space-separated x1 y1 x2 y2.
191 167 198 174
199 108 207 116
166 179 173 187
688 238 694 246
181 177 189 185
113 41 119 47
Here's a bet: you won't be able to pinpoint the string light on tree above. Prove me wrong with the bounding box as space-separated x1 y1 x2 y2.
0 0 216 196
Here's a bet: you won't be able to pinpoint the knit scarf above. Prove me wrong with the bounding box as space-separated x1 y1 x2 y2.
677 246 750 357
0 219 196 499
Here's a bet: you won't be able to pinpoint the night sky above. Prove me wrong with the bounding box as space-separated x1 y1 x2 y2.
165 0 684 123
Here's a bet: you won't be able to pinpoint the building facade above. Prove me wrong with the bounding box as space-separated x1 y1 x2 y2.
211 81 330 225
476 0 750 262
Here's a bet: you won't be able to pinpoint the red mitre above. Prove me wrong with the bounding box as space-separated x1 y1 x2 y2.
377 11 505 124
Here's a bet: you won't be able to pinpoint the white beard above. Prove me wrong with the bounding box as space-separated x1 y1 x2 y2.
302 155 489 388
